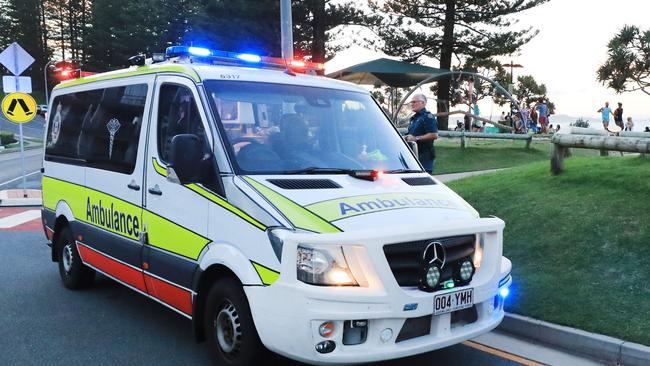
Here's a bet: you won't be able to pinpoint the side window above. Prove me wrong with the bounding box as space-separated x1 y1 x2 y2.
157 84 208 163
45 84 148 174
46 89 103 160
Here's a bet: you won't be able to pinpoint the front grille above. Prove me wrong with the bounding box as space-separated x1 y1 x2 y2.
451 305 478 328
396 315 431 343
383 235 476 288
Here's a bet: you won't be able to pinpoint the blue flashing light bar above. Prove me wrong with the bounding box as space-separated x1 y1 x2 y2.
163 45 324 73
499 287 510 299
237 53 262 63
188 47 211 57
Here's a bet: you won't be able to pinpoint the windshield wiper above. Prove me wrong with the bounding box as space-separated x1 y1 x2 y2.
384 169 423 174
284 167 388 181
283 167 355 175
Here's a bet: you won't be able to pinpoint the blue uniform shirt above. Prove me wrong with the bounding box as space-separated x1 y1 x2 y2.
408 108 438 172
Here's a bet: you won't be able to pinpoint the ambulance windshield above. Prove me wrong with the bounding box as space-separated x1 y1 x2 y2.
205 81 421 174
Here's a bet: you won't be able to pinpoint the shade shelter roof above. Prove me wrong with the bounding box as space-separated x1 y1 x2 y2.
326 58 447 88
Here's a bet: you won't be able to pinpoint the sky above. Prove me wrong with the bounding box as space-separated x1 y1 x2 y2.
511 0 650 119
327 0 650 121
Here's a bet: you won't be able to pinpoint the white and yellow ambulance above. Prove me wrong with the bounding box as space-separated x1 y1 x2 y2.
41 46 512 365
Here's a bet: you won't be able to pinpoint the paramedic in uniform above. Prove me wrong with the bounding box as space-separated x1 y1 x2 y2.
404 93 438 173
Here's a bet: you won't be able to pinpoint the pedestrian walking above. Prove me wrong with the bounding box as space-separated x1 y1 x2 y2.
597 102 614 130
625 117 634 131
614 102 624 129
405 93 438 174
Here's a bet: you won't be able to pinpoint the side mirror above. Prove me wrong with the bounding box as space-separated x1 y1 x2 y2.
407 141 419 159
168 134 211 184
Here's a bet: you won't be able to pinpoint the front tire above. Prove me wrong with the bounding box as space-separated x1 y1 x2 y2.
57 226 95 289
204 277 266 366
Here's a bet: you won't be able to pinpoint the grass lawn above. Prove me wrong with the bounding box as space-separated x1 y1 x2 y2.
434 138 600 174
447 156 650 345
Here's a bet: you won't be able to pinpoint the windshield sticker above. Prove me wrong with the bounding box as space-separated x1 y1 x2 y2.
305 193 467 222
50 103 62 145
106 117 121 158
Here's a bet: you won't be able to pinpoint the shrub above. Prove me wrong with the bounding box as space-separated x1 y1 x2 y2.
0 132 16 145
571 118 590 128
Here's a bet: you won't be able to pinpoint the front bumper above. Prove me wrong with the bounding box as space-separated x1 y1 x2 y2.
245 218 512 365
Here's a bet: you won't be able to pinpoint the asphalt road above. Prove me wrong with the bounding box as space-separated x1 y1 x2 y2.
0 113 46 140
0 149 43 190
0 112 45 191
0 229 525 366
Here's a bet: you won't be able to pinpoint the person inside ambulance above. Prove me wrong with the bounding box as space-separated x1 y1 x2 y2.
274 112 327 170
160 87 208 161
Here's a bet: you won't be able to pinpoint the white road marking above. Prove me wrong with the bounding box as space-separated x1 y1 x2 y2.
0 210 41 228
0 170 41 188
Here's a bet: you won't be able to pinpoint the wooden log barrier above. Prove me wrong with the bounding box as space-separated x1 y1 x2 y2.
438 131 533 149
550 133 650 175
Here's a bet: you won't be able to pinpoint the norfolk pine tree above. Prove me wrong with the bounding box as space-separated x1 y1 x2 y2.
370 0 548 130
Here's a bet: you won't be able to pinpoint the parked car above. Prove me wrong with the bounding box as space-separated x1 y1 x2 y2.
37 105 48 116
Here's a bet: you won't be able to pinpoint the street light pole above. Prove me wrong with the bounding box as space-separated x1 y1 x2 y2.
280 0 294 60
43 60 54 106
502 60 523 124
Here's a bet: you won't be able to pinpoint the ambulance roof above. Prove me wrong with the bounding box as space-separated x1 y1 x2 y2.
54 61 368 95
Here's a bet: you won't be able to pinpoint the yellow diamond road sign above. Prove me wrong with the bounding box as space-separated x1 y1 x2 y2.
2 92 37 123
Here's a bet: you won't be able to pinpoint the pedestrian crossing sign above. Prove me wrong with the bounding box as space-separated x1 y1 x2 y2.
1 92 37 123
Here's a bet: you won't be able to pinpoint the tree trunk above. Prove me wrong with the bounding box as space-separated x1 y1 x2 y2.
437 0 455 131
59 5 65 60
310 0 326 64
81 0 87 62
40 0 48 61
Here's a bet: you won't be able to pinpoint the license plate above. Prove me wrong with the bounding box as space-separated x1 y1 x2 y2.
433 288 474 315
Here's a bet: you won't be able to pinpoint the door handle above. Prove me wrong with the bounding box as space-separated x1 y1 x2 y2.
148 185 162 196
127 180 140 191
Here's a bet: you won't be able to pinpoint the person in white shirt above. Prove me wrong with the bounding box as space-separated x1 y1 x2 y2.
625 117 634 131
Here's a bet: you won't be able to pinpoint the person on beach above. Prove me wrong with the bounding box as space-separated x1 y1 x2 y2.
614 103 624 129
625 117 634 131
405 93 438 174
536 99 549 134
597 102 614 130
530 108 538 127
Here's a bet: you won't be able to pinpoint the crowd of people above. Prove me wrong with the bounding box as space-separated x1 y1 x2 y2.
497 98 553 135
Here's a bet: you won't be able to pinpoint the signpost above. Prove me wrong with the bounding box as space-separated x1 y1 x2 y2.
0 42 36 198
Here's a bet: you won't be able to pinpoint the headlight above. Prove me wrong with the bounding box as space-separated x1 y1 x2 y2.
296 245 358 286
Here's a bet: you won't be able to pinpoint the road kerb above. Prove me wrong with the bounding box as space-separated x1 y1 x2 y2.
499 313 650 365
0 189 42 207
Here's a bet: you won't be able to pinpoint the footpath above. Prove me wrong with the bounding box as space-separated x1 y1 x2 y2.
437 168 650 366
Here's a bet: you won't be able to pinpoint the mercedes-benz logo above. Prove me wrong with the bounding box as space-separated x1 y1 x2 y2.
422 241 446 268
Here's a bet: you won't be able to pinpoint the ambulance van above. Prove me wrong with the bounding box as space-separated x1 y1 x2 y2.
41 46 512 365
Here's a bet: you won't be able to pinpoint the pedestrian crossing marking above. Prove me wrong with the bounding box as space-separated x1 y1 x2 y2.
0 208 41 230
0 209 40 229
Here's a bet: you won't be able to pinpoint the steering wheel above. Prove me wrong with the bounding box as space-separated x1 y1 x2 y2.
231 136 263 146
233 138 284 171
